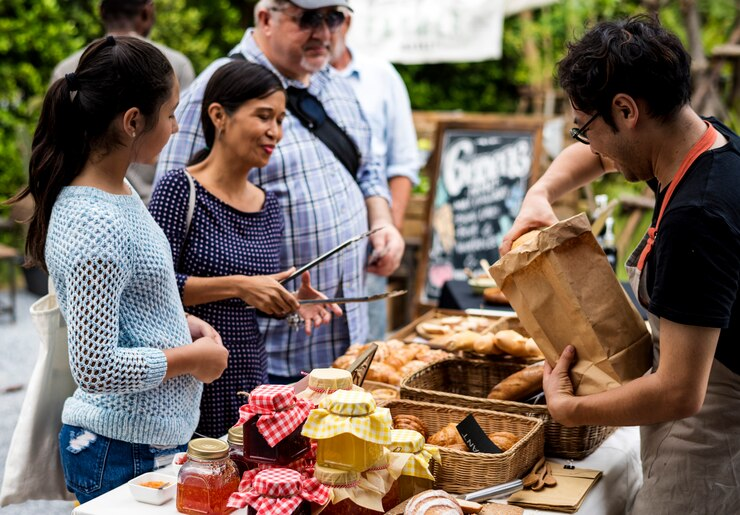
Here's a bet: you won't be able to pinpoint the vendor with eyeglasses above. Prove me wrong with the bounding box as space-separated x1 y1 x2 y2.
501 16 740 514
155 0 405 385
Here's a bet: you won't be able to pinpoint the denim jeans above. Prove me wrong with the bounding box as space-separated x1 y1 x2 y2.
58 424 187 504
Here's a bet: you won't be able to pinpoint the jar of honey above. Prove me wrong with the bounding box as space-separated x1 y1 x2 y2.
387 429 440 502
314 464 385 515
237 385 313 466
302 390 392 472
296 368 357 406
227 425 252 478
176 438 240 515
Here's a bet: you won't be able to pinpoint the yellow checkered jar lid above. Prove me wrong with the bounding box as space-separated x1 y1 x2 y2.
389 429 425 454
301 390 392 444
388 429 440 481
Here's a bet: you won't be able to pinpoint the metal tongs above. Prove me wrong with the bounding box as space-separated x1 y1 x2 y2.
279 226 385 285
298 289 407 305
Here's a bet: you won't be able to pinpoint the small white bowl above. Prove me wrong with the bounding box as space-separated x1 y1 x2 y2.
128 471 176 505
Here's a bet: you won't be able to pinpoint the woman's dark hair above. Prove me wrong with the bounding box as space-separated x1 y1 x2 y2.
558 14 692 129
7 35 174 271
189 60 285 165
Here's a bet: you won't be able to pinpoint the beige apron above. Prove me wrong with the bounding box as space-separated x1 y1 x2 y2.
625 123 740 514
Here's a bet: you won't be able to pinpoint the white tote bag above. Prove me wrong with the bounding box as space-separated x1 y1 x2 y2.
0 288 76 505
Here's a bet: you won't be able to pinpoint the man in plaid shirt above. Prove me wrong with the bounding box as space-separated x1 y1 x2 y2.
155 0 405 383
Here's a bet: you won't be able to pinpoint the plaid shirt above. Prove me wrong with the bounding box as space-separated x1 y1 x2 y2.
156 29 390 377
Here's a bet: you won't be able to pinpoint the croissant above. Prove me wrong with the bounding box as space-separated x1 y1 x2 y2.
393 414 428 440
428 423 464 447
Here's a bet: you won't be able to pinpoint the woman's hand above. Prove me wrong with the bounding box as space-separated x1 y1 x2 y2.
295 272 343 335
187 337 229 384
186 313 222 345
543 345 578 426
236 269 300 316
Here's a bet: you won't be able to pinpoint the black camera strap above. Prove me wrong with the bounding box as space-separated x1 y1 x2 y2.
230 52 361 180
284 86 361 180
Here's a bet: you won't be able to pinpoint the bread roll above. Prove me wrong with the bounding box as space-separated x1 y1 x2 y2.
428 423 464 447
511 229 540 250
404 489 463 515
399 359 427 378
487 362 544 401
473 333 501 355
446 330 481 351
392 414 428 440
494 330 531 357
366 362 402 386
487 431 519 452
370 387 399 402
417 322 452 340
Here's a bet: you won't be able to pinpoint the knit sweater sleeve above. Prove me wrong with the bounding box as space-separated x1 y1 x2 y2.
63 210 168 394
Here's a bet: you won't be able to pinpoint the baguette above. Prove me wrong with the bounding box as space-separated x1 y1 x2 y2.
487 362 544 401
494 330 533 357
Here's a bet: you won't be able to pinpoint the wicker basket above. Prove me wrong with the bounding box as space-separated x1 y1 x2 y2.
400 359 616 459
382 399 544 494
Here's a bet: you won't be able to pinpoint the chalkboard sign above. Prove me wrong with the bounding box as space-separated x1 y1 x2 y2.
415 118 544 305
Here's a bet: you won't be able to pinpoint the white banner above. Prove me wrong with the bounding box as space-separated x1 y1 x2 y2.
347 0 505 64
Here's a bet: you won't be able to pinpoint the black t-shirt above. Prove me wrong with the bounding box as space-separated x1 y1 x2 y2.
645 118 740 375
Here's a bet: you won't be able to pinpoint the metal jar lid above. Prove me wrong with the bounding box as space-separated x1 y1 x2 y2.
187 438 229 460
227 425 243 446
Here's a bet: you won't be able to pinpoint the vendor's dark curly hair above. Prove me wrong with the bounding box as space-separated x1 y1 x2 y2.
558 15 692 129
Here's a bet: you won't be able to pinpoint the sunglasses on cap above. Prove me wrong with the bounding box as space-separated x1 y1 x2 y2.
271 6 346 32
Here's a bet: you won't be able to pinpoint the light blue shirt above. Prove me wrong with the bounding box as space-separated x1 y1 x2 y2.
332 49 420 186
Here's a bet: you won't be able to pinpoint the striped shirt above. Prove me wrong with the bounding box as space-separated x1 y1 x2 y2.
155 29 389 377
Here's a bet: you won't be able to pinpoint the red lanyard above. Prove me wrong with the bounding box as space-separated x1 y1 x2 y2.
636 122 718 271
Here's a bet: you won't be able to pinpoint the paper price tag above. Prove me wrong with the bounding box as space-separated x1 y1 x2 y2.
456 414 502 454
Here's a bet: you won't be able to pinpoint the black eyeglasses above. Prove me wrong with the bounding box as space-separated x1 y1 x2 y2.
570 112 600 144
271 7 346 32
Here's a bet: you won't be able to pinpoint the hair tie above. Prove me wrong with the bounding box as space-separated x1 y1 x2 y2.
106 35 116 46
65 73 80 92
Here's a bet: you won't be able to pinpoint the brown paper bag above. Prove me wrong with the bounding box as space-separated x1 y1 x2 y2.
489 213 651 395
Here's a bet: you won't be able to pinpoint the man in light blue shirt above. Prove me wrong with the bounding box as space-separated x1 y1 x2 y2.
331 13 420 340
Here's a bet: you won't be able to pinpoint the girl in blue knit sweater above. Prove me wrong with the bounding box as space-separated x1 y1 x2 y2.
8 36 229 503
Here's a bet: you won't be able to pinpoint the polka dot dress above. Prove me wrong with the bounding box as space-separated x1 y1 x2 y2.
149 169 284 438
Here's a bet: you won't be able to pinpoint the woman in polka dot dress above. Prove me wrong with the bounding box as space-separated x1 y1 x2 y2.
149 61 342 438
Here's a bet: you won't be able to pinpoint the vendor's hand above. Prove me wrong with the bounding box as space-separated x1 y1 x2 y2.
295 272 343 335
189 336 229 384
367 225 404 276
237 269 300 316
186 313 222 345
499 192 558 256
543 345 578 426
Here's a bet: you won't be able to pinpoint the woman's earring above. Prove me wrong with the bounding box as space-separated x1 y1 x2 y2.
132 131 136 138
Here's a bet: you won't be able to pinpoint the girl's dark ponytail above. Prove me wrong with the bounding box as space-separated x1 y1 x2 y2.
6 36 173 271
188 61 284 166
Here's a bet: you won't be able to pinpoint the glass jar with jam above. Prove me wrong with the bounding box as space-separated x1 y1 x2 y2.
361 450 404 512
237 384 313 466
176 438 240 515
227 425 252 478
302 390 392 472
314 464 385 515
387 429 440 502
241 468 330 515
296 368 356 406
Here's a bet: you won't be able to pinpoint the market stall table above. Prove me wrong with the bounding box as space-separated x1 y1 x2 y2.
72 426 641 515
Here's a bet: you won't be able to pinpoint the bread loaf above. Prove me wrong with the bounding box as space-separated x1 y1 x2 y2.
404 490 463 515
445 330 481 351
487 362 544 401
473 333 500 355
